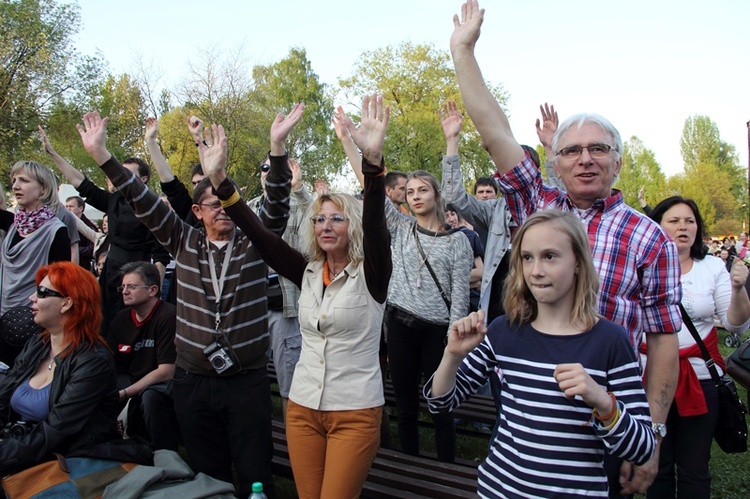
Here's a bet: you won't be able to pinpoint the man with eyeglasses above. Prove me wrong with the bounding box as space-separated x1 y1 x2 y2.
108 261 178 451
248 156 311 418
449 2 681 497
78 103 304 498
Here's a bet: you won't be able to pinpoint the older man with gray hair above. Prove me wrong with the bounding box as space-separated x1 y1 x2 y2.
449 1 681 496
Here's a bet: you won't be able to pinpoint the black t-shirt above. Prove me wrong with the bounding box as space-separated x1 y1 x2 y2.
109 300 177 383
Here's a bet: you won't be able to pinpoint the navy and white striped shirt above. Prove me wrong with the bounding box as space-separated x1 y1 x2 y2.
425 316 655 498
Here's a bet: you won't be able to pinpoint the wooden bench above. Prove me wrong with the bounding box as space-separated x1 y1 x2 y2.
270 420 479 498
267 361 498 436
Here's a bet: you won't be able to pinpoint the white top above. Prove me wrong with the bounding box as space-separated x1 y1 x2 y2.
291 258 385 411
642 255 750 379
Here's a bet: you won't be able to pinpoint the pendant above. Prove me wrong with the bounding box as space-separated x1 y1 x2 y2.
416 276 422 288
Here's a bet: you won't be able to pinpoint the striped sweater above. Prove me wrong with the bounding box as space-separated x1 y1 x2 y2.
99 154 291 376
425 317 655 498
384 200 473 328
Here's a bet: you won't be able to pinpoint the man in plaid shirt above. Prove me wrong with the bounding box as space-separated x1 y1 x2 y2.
450 1 681 496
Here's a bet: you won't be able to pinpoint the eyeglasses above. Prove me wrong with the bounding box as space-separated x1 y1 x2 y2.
555 143 616 159
117 284 152 293
36 286 65 299
310 214 348 226
260 164 270 173
199 201 223 211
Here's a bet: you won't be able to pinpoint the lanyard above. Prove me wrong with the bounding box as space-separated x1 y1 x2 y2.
207 237 234 332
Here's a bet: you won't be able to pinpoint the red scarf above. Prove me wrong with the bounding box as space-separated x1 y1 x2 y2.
640 327 724 417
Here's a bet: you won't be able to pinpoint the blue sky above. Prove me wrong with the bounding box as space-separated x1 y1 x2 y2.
72 0 750 179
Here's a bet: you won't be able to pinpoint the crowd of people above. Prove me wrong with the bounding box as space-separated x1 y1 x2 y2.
0 1 746 498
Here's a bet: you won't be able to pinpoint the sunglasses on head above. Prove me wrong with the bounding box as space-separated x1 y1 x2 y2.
37 286 65 299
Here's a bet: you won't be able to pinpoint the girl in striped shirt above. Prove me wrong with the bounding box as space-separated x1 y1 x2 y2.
426 210 655 497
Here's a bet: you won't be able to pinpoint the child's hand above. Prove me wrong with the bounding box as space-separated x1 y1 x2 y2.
553 363 613 416
447 310 488 358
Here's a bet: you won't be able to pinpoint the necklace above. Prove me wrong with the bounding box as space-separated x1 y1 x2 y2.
414 222 439 288
323 260 348 287
48 352 55 370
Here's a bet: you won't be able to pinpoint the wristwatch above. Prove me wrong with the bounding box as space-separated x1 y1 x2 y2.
652 422 667 440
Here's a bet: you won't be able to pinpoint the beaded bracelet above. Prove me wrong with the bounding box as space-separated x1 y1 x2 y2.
593 391 617 421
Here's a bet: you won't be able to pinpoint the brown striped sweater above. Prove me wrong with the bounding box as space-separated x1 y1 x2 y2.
99 154 291 376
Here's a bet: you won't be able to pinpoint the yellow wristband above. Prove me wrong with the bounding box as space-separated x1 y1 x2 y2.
220 190 241 209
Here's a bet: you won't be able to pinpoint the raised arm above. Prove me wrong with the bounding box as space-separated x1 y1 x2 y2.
38 125 85 188
535 103 557 161
343 94 392 302
450 0 524 174
333 106 364 188
289 158 313 214
439 101 462 157
535 103 565 190
187 115 206 165
144 117 175 183
726 259 750 328
202 124 307 286
440 105 494 231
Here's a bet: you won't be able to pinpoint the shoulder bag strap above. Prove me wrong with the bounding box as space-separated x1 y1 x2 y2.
679 304 723 387
414 223 452 312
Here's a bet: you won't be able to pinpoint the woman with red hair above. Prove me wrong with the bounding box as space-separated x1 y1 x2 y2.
0 262 119 475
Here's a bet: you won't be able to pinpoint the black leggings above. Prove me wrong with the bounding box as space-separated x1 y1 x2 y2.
384 305 455 463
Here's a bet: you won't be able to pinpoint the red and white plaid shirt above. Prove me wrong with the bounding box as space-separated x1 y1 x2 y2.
496 155 682 350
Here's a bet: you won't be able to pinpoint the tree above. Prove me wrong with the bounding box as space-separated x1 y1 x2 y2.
679 115 748 232
251 47 343 192
0 0 103 178
161 47 341 195
338 42 508 183
615 136 667 210
39 73 151 188
177 45 259 190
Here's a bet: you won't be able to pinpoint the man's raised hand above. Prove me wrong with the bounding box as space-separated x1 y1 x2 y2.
145 117 160 142
76 111 112 165
450 0 485 54
198 124 228 187
270 102 305 155
535 102 558 149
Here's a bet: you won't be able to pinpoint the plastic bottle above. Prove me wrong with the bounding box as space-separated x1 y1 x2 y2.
248 482 268 499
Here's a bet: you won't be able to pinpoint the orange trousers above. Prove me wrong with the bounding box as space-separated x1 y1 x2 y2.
286 400 382 499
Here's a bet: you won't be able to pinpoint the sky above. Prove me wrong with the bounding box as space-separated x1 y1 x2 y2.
71 0 750 178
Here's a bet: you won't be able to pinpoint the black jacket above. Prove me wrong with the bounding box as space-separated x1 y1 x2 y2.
0 334 119 474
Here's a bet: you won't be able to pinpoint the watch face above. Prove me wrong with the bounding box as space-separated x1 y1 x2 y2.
653 423 667 438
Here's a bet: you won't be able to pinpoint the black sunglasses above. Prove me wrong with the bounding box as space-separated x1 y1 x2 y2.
37 286 65 299
260 163 271 173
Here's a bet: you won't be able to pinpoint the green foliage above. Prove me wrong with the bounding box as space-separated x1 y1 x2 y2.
38 73 150 188
616 136 667 210
251 48 343 191
667 163 740 236
677 116 748 235
338 42 507 184
0 0 103 181
155 47 340 198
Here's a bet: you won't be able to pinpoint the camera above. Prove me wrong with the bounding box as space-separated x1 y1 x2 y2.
1 421 33 439
203 341 234 374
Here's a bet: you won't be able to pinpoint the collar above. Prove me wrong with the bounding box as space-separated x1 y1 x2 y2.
306 258 360 279
131 299 161 327
566 189 624 217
